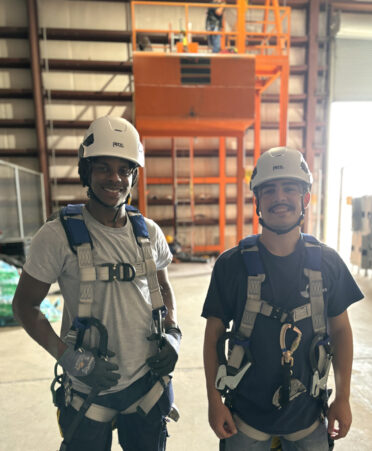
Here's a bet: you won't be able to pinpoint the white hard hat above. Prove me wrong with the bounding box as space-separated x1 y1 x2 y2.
78 116 144 167
250 147 312 192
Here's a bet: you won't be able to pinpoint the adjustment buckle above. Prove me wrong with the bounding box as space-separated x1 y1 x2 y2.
310 354 332 398
215 361 251 393
152 305 168 321
270 306 285 321
232 336 250 348
310 370 321 397
101 263 136 282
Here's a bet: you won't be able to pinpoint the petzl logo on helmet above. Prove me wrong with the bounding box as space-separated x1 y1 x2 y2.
113 142 124 148
273 165 284 171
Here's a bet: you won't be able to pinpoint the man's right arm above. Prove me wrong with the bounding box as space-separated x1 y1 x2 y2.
12 270 67 360
203 316 237 439
12 270 120 389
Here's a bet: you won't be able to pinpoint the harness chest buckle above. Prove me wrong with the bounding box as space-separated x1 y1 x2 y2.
101 263 136 282
269 305 291 323
270 306 286 321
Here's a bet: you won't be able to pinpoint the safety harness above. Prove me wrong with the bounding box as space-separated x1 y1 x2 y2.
215 233 333 414
51 204 178 449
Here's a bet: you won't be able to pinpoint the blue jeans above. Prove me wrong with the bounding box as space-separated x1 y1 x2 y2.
206 23 221 53
223 422 329 451
58 405 167 451
57 372 171 451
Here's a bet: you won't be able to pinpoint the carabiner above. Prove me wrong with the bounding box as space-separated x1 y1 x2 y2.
280 323 302 365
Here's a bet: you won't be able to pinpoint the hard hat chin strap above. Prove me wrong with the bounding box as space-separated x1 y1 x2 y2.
259 214 304 235
87 187 127 223
256 196 306 235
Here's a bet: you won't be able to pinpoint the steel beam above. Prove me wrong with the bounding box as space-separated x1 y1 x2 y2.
304 0 321 234
0 26 310 46
0 58 30 68
0 59 324 76
0 88 132 102
42 59 133 73
27 0 51 215
253 90 261 234
0 26 28 38
0 119 316 130
236 133 245 242
47 90 133 102
218 137 226 253
305 0 320 173
44 28 131 42
0 88 33 98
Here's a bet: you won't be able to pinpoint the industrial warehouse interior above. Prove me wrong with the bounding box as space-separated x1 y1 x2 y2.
1 0 372 450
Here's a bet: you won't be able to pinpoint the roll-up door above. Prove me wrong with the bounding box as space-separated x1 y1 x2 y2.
332 12 372 101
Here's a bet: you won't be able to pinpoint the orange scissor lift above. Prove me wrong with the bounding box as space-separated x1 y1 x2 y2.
131 0 290 254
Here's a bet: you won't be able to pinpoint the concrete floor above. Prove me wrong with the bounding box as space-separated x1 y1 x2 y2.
0 262 371 451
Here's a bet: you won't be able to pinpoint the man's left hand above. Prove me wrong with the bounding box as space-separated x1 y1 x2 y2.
147 328 181 376
327 397 352 440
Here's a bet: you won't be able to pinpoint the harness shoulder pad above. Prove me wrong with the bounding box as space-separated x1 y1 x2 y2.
302 233 320 245
239 235 264 275
60 204 92 253
125 204 149 241
302 233 322 271
239 234 259 250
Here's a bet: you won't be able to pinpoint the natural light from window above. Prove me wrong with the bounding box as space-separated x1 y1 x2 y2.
325 101 372 263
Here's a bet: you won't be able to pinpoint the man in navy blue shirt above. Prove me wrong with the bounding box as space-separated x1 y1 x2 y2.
202 147 363 450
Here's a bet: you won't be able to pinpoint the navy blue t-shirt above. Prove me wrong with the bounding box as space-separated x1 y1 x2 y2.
206 7 223 29
202 235 363 435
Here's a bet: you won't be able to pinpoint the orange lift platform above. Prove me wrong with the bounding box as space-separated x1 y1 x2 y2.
131 0 290 254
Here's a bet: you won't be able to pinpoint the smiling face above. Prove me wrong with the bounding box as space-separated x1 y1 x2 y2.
89 156 134 208
257 178 310 232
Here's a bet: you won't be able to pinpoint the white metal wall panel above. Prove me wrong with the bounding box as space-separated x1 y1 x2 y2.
334 38 372 101
333 13 372 101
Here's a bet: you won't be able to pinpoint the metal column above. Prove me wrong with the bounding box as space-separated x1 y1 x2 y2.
27 0 51 215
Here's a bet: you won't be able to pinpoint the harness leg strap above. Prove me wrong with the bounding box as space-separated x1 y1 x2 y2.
70 393 117 422
122 376 171 417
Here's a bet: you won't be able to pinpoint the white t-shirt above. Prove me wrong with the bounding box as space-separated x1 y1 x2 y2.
24 206 173 394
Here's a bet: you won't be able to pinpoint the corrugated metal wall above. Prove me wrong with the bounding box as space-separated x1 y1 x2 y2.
332 12 372 101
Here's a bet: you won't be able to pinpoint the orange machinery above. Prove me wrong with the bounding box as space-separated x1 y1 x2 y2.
131 0 290 253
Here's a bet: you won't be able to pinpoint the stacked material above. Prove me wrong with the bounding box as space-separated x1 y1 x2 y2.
351 196 372 269
0 260 61 326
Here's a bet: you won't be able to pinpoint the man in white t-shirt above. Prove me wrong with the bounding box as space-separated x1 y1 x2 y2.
12 116 181 451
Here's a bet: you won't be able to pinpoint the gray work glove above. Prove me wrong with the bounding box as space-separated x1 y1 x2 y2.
146 327 182 377
58 347 120 390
